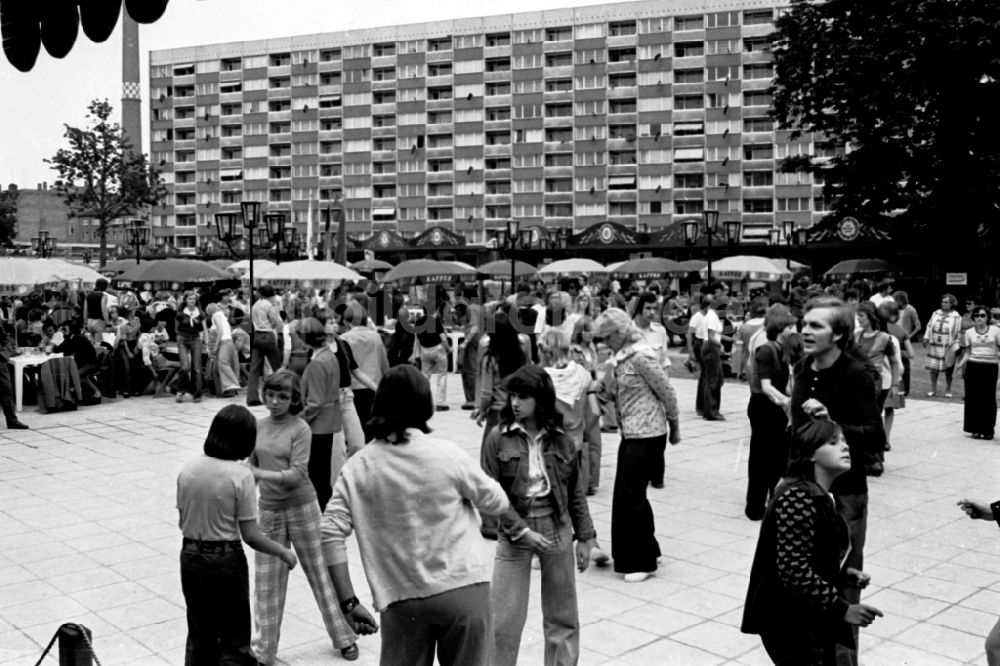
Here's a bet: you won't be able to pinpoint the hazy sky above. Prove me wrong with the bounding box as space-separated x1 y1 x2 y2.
0 0 639 189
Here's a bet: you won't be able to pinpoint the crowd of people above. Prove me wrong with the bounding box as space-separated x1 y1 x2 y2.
9 268 1000 664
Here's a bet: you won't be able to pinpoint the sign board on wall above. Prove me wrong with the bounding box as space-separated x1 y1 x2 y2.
945 272 968 286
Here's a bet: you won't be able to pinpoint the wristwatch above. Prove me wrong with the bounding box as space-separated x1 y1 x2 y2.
340 595 360 613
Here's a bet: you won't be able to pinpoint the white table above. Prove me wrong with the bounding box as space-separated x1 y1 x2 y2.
10 353 63 412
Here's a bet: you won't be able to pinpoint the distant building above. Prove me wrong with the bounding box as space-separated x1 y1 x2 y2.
148 0 830 257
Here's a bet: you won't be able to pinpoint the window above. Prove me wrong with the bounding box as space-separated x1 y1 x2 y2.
544 127 572 143
575 48 606 65
609 20 637 36
744 63 774 79
372 160 396 174
373 67 395 82
673 121 704 136
814 197 831 212
545 178 572 192
486 82 511 95
220 146 242 160
545 78 572 92
674 94 704 110
486 157 511 170
608 47 636 63
372 137 395 151
485 180 511 194
674 147 704 162
744 37 771 53
428 37 451 52
744 9 774 25
427 110 452 124
373 184 397 199
269 166 291 179
609 201 637 216
707 38 739 55
777 197 811 212
814 142 844 158
744 117 773 133
744 144 774 160
675 68 704 84
609 98 636 114
707 11 740 28
269 189 291 202
173 64 195 76
319 141 341 154
485 57 511 72
268 99 291 112
608 73 636 88
545 27 572 41
674 200 704 214
545 203 573 217
708 65 740 82
373 42 395 57
486 106 511 121
485 32 511 47
674 41 704 58
320 164 342 177
319 48 341 62
513 178 542 193
373 114 395 128
545 153 572 167
609 150 637 165
427 158 453 172
674 173 704 189
743 170 774 187
545 52 573 67
269 53 291 67
268 122 290 134
428 62 452 77
743 198 774 213
221 57 241 71
608 175 636 190
427 134 452 148
427 206 453 220
269 144 291 157
743 91 773 107
485 131 511 145
545 103 572 118
609 124 637 140
674 15 704 31
269 76 290 89
318 95 341 109
373 90 396 104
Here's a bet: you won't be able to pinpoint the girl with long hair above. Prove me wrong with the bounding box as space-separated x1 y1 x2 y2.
482 365 598 666
248 371 359 663
175 290 207 403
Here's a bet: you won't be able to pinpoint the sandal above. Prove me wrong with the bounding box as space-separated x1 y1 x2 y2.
341 644 360 661
926 391 936 397
945 393 953 398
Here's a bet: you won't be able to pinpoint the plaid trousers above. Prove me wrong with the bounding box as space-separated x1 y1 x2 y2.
252 500 356 663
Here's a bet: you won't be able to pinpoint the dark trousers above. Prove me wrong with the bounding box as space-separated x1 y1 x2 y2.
0 359 17 423
112 342 133 395
309 432 334 511
699 339 724 418
247 332 281 404
461 333 480 404
693 337 705 412
611 435 664 574
180 541 256 666
746 393 790 517
964 362 998 437
353 388 376 443
836 492 868 666
648 435 668 487
901 356 911 395
760 628 837 666
380 583 492 666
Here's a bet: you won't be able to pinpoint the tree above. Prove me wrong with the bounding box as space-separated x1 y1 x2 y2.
0 185 17 247
771 0 1000 256
46 99 166 267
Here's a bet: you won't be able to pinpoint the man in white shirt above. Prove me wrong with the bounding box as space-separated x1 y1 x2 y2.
869 279 895 308
633 291 670 371
687 295 722 416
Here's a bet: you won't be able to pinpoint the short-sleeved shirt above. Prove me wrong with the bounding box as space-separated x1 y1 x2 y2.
415 313 446 348
177 455 257 541
751 341 788 395
963 326 1000 365
690 308 722 340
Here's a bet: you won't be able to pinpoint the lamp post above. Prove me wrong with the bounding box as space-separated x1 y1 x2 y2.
128 219 148 265
682 209 720 285
31 230 56 258
507 219 520 292
261 212 286 265
771 220 809 272
215 201 262 334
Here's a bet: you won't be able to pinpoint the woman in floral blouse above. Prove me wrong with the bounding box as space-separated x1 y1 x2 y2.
593 308 679 583
923 293 963 398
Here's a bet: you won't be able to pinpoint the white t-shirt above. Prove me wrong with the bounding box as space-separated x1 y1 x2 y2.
636 321 670 369
212 310 233 342
690 308 723 341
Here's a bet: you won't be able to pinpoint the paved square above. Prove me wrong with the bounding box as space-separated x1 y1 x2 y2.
1 374 997 665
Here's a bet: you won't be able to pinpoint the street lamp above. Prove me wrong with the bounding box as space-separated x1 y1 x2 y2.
492 220 531 294
31 230 56 258
128 219 148 265
682 209 720 285
261 212 286 265
507 219 520 290
771 220 809 271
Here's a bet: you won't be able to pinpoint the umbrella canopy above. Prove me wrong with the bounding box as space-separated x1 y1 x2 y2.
477 259 537 280
350 258 394 273
537 258 607 276
824 258 895 277
699 255 792 282
227 259 277 275
0 258 76 287
258 260 362 282
679 259 707 272
116 258 232 284
98 258 141 275
612 257 688 279
42 260 105 286
381 259 476 284
208 259 234 270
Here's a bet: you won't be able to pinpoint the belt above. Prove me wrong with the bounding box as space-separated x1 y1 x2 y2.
182 538 242 553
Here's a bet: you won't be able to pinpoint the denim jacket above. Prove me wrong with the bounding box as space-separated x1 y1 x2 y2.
482 422 596 543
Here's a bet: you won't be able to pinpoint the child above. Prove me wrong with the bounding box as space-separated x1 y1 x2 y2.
248 371 359 663
176 404 297 664
482 365 599 666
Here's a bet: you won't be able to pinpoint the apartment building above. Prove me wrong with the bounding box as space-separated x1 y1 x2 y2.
149 0 830 254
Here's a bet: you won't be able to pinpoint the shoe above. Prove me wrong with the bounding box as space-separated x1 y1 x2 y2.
704 414 726 421
650 481 664 489
341 643 359 661
221 389 237 398
461 402 475 410
927 391 936 397
6 420 29 430
193 394 202 403
435 405 449 411
600 426 618 433
973 433 984 440
119 392 131 399
591 547 610 568
175 393 185 403
246 400 263 407
945 393 953 398
884 441 892 452
745 507 764 521
624 572 652 583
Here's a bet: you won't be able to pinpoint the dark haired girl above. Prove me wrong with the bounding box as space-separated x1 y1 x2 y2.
482 365 597 666
321 365 510 665
176 404 297 665
743 420 883 664
247 371 359 662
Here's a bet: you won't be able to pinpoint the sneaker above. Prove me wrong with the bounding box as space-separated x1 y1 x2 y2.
6 420 29 430
624 572 652 583
193 394 202 403
591 547 610 568
221 389 237 398
461 402 475 410
435 405 450 411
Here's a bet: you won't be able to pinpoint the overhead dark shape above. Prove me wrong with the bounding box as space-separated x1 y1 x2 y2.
79 0 121 43
1 3 41 72
40 0 80 59
125 0 169 24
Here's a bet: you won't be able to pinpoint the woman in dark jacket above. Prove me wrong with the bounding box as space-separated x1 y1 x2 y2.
742 420 883 664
